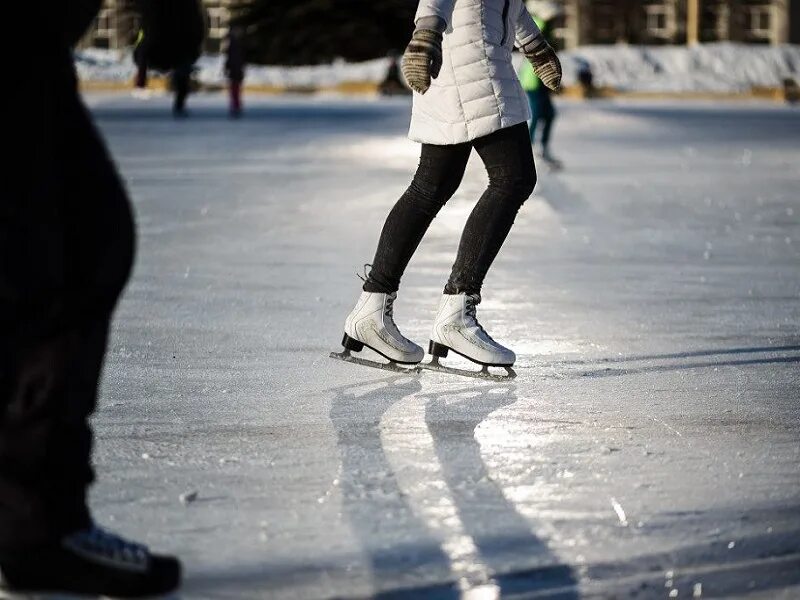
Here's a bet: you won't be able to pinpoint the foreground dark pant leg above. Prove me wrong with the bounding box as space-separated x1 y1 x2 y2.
0 82 134 554
445 123 536 295
364 142 471 294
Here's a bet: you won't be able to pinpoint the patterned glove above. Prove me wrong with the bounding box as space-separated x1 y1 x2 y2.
401 29 443 95
524 37 562 92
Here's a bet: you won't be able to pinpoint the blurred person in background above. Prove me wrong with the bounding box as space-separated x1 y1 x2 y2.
0 1 202 596
576 57 595 98
133 28 149 91
378 50 409 96
224 24 247 118
138 0 205 117
170 63 194 118
336 0 561 374
519 0 564 170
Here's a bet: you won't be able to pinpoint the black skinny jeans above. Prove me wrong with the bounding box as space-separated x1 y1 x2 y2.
1 58 134 553
364 122 536 296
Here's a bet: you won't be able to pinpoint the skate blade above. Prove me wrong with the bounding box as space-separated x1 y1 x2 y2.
419 360 517 381
329 351 421 375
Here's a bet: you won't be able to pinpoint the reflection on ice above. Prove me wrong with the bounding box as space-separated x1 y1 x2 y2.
333 135 418 167
460 582 500 599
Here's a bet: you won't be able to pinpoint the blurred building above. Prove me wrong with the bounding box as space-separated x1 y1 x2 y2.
76 0 137 50
550 0 795 48
77 0 239 52
77 0 797 52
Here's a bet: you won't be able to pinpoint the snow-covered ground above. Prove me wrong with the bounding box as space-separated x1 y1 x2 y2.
84 92 800 599
75 42 800 93
560 42 800 92
75 48 392 88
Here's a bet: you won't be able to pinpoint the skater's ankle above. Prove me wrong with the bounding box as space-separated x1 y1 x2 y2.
362 282 397 294
442 285 480 296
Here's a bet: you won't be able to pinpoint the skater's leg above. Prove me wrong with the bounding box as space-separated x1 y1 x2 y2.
53 93 135 536
539 89 556 151
364 142 471 294
135 63 148 89
444 123 535 295
0 321 111 551
345 143 469 364
229 79 243 116
2 48 178 600
172 64 191 116
0 81 134 554
64 95 136 326
526 90 540 145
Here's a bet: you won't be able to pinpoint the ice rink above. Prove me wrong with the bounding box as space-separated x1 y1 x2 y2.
84 93 799 598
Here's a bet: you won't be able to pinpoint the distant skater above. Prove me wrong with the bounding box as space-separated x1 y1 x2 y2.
334 0 561 377
133 29 149 90
519 0 563 169
225 25 246 118
378 51 408 96
171 63 193 117
137 0 205 117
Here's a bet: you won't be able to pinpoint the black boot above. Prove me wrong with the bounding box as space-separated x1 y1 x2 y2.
0 525 181 598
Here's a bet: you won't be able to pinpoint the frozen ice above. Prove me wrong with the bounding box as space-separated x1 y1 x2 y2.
179 491 199 505
83 93 800 598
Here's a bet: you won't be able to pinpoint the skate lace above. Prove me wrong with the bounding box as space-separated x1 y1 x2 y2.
465 294 495 341
62 525 150 572
384 293 396 318
357 263 373 283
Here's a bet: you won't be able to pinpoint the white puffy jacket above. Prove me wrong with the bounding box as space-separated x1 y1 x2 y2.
408 0 542 146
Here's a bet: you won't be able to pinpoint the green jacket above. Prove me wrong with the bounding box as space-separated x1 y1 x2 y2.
519 16 546 92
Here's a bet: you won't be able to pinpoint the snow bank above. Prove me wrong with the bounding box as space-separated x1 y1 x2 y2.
74 49 390 87
196 55 390 88
560 43 800 92
74 43 800 92
74 48 134 82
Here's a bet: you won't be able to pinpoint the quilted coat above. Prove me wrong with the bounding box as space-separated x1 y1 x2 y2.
408 0 543 145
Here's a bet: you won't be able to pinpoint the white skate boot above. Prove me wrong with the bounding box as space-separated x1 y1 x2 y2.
330 291 424 372
424 293 516 380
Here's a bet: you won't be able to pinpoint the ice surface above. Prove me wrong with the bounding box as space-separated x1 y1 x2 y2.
85 93 800 598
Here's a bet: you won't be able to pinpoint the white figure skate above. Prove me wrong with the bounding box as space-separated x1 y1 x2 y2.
330 291 424 373
422 293 517 380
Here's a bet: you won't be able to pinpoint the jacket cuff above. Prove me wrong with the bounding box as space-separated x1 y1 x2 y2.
521 33 545 54
415 16 446 33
